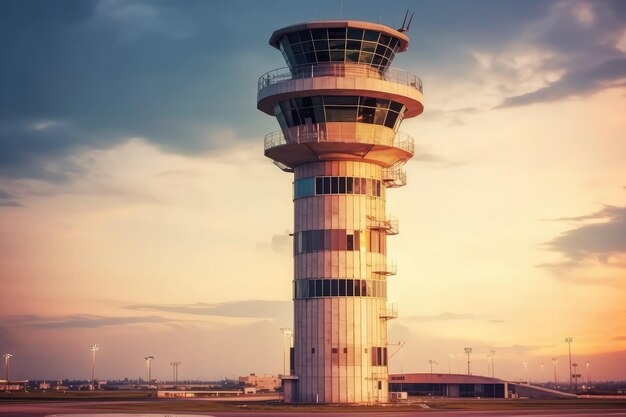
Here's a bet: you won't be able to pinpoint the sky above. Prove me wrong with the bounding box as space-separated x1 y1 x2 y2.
0 0 625 384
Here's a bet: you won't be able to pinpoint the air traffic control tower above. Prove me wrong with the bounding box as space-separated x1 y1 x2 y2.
257 19 423 404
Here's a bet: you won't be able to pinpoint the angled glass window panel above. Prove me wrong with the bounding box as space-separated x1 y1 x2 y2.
328 27 346 39
354 279 360 296
311 28 327 40
339 177 346 194
384 48 393 59
346 40 361 50
328 39 345 50
313 106 325 124
294 53 306 65
330 50 344 61
316 177 323 194
323 177 331 194
304 52 316 64
309 279 315 297
379 34 391 46
346 50 360 63
380 57 390 69
347 28 364 40
291 108 301 125
299 29 312 42
287 32 300 43
299 107 314 124
292 43 303 54
331 176 339 194
372 54 383 66
347 177 353 194
375 44 387 55
363 30 379 42
361 97 378 108
316 50 330 62
339 279 346 296
313 39 329 50
331 279 338 296
389 38 398 50
359 51 373 64
375 99 391 110
326 106 357 122
384 111 399 129
373 108 387 125
323 279 331 296
301 41 314 53
389 101 404 112
361 41 376 53
324 96 358 106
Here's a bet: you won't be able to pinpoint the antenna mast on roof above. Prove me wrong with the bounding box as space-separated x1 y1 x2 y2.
397 9 414 33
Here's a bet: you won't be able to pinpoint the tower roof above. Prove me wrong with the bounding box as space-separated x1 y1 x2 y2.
269 20 409 53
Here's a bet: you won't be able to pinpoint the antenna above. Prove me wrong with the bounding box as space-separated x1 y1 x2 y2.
397 10 414 33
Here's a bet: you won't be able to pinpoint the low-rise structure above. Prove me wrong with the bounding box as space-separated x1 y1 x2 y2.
239 374 281 391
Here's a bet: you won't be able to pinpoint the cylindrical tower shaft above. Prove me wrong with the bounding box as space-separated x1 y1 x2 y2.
258 20 423 404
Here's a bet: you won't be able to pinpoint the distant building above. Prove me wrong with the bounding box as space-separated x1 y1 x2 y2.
389 373 507 398
239 374 281 391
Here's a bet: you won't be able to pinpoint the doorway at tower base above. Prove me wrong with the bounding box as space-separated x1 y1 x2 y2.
281 375 299 403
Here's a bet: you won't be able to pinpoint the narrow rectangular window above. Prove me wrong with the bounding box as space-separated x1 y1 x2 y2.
354 279 360 296
347 279 354 296
331 176 339 194
347 177 353 194
312 347 316 354
332 347 338 354
339 177 346 193
354 230 360 251
308 280 315 297
323 279 331 296
343 347 348 354
316 279 323 297
376 180 381 197
361 178 367 194
383 347 388 366
316 177 323 194
354 177 360 194
339 279 346 296
323 177 331 194
324 230 332 250
361 279 367 296
331 279 339 296
346 234 354 251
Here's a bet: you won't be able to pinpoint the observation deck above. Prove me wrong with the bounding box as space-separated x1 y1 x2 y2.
257 63 423 118
264 126 414 169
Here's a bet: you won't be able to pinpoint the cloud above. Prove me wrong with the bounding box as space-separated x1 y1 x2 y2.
498 57 626 108
543 205 626 261
0 1 276 181
539 203 626 284
6 314 177 329
0 189 21 206
126 300 291 319
402 312 505 324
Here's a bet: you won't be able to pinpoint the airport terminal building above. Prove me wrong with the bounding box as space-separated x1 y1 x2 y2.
389 373 508 398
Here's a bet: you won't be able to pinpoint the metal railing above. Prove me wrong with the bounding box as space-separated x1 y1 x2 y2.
264 128 414 154
373 261 397 276
367 215 399 235
382 161 407 188
379 305 398 320
258 63 423 93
